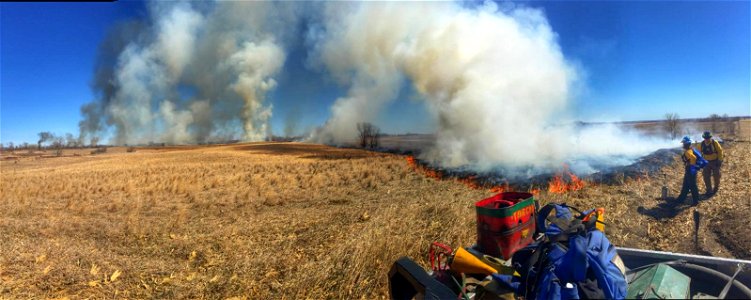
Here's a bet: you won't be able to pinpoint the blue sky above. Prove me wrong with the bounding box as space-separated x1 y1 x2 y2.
1 1 749 144
538 1 750 122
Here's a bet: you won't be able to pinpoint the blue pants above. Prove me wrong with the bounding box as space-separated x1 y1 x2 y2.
677 169 699 204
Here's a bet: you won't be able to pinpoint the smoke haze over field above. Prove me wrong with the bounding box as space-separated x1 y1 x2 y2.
306 1 674 174
79 1 675 175
79 2 302 145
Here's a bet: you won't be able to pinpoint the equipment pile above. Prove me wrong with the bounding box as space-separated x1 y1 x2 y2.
388 192 751 299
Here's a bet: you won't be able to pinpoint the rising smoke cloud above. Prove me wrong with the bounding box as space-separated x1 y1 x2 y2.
308 2 673 175
79 2 301 145
80 1 673 175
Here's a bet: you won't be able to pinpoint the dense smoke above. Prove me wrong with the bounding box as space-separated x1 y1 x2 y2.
80 1 673 175
308 2 673 175
79 2 301 145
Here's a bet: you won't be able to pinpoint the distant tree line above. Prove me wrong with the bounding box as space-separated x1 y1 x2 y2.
705 113 737 136
1 132 103 155
664 113 739 139
35 131 101 150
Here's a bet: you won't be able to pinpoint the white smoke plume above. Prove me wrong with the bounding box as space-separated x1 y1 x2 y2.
79 1 674 175
223 40 283 141
308 1 673 175
80 1 299 145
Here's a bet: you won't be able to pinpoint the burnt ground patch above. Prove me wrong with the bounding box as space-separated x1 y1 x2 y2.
710 209 751 259
588 148 682 184
395 147 684 190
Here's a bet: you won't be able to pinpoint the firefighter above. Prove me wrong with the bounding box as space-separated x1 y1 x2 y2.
700 131 723 196
676 136 701 205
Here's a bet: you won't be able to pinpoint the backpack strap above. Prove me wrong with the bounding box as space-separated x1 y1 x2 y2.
536 203 557 234
537 203 573 235
702 140 716 155
537 203 596 236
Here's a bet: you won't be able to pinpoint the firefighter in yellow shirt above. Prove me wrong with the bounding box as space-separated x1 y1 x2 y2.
700 131 723 196
676 136 701 205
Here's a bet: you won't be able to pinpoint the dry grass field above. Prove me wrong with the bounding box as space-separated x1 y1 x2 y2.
1 139 749 298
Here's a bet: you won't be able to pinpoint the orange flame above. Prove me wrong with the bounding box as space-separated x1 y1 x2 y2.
406 156 416 167
458 175 483 190
408 156 589 195
548 174 567 194
406 156 444 180
491 184 514 194
547 165 586 194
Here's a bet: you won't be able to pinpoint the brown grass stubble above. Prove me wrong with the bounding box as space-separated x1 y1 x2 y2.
1 141 749 298
0 143 486 298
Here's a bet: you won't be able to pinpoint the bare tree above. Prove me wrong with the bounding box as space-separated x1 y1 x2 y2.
369 126 381 148
90 136 99 148
664 113 681 140
356 122 381 148
51 135 65 156
37 131 53 150
357 122 373 148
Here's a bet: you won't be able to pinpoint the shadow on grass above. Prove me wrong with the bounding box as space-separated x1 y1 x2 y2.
638 200 717 255
236 143 387 160
636 195 709 220
690 209 715 256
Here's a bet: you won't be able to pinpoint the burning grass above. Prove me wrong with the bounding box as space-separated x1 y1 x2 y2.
407 155 587 195
1 141 749 298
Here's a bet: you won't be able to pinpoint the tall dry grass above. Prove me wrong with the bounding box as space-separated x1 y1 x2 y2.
1 141 749 298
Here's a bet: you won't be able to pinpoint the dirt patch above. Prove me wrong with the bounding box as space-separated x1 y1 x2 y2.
710 210 751 259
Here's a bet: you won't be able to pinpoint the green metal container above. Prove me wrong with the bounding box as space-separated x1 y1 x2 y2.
627 264 691 299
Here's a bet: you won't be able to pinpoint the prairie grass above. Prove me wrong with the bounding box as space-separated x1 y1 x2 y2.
1 141 749 298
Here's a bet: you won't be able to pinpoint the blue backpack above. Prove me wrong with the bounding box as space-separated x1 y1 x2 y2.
494 203 628 299
684 148 708 175
693 148 708 169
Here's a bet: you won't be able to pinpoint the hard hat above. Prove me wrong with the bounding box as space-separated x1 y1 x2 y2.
702 131 712 139
681 136 693 144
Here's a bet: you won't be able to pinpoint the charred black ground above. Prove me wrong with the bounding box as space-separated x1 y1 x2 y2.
374 134 683 190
